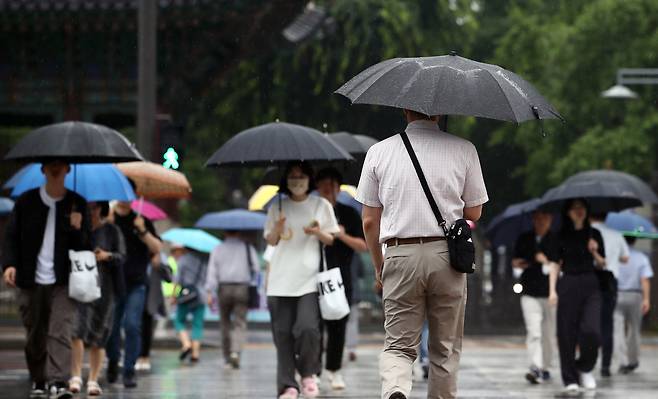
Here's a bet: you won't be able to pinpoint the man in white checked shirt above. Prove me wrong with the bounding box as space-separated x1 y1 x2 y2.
355 110 488 399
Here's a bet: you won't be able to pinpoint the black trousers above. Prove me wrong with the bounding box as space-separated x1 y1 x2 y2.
323 315 349 372
557 273 602 386
600 284 617 370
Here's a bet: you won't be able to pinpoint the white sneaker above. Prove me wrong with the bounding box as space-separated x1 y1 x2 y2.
328 371 346 390
579 371 597 390
563 383 580 395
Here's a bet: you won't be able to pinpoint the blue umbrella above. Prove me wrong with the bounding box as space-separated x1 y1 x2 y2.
8 163 136 202
161 228 221 253
606 211 657 238
2 164 31 190
195 209 267 231
0 197 14 216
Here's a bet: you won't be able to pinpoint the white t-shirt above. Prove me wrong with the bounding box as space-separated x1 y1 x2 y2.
35 186 62 285
592 222 630 279
264 196 339 297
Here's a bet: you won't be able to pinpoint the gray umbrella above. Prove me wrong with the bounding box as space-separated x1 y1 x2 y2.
328 132 378 156
539 181 642 213
564 170 658 205
335 53 563 123
205 122 353 168
4 121 143 163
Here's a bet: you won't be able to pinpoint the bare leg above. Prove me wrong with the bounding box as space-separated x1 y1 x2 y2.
71 339 84 378
88 347 105 382
191 340 201 359
179 331 192 350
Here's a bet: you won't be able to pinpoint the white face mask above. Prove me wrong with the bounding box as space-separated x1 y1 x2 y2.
287 177 309 196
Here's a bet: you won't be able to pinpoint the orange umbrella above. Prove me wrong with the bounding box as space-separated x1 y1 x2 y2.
115 162 191 199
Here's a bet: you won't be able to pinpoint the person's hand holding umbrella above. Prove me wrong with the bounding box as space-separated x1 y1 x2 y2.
94 248 112 263
70 211 83 230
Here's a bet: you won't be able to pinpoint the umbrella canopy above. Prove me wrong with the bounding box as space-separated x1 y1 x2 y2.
131 199 168 221
8 163 136 202
205 122 353 168
606 211 658 239
539 181 642 213
0 197 14 216
335 53 562 123
564 170 658 205
115 161 191 199
253 185 362 214
2 164 32 190
484 198 559 250
328 132 378 155
4 121 143 163
195 209 267 231
161 228 221 253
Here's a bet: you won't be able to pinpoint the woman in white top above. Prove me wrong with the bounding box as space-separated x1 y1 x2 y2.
265 161 339 399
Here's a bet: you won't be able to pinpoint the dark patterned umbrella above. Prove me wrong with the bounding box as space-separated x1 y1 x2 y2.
539 181 642 213
564 170 658 205
336 53 562 123
3 121 143 163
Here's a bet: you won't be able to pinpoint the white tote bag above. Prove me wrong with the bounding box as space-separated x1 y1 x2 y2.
68 250 101 303
317 245 350 320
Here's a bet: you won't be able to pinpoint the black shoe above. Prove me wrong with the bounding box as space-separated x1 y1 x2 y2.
389 392 407 399
601 368 611 377
107 360 119 383
541 370 551 381
48 383 73 399
123 373 137 389
29 382 48 398
422 364 429 380
525 367 541 384
179 347 192 361
619 363 639 375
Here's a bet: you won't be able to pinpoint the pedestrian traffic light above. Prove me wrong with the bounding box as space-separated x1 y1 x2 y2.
162 147 179 169
158 118 184 169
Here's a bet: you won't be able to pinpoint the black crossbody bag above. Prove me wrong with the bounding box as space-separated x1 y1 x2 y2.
245 242 260 309
400 131 476 274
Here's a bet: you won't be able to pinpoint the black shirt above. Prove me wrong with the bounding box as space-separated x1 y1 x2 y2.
325 203 364 305
558 227 605 275
113 211 159 288
514 231 559 298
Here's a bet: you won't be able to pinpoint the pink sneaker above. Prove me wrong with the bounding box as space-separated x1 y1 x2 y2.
278 387 299 399
301 376 319 398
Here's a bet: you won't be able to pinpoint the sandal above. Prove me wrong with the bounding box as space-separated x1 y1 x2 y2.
179 347 192 361
68 376 83 393
87 380 103 396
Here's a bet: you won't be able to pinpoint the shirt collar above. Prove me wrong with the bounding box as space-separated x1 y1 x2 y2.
405 119 441 134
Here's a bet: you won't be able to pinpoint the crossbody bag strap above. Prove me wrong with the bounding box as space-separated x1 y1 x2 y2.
399 131 449 236
245 242 255 280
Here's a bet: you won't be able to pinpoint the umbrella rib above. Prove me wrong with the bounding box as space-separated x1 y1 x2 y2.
484 70 520 122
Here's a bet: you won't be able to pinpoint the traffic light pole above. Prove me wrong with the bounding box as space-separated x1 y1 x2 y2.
137 0 157 161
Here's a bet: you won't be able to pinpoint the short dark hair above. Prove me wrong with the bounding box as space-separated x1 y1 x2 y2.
561 198 591 233
624 236 637 246
278 161 315 196
316 167 343 185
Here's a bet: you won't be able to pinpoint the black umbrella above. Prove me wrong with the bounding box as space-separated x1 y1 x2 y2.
335 53 563 123
205 122 353 168
328 132 378 156
4 121 143 163
564 170 658 205
539 181 642 213
486 198 562 250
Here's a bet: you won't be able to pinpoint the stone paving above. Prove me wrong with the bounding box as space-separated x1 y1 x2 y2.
1 333 657 398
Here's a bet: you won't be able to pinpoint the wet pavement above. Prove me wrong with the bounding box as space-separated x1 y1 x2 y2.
1 332 657 398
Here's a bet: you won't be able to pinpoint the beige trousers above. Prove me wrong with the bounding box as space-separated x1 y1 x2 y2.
380 241 467 399
520 295 556 370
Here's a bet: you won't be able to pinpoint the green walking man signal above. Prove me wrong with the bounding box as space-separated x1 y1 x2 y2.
162 147 179 170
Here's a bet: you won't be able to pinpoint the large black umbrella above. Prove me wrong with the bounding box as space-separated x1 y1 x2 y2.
335 53 563 123
4 121 143 163
328 132 378 156
564 170 658 205
205 122 353 168
539 181 642 213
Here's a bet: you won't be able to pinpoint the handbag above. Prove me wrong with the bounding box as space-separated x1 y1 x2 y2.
245 242 261 309
317 243 351 320
400 131 476 274
177 258 204 307
68 250 102 303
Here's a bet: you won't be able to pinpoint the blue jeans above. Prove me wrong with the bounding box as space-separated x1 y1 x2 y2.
106 284 146 377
